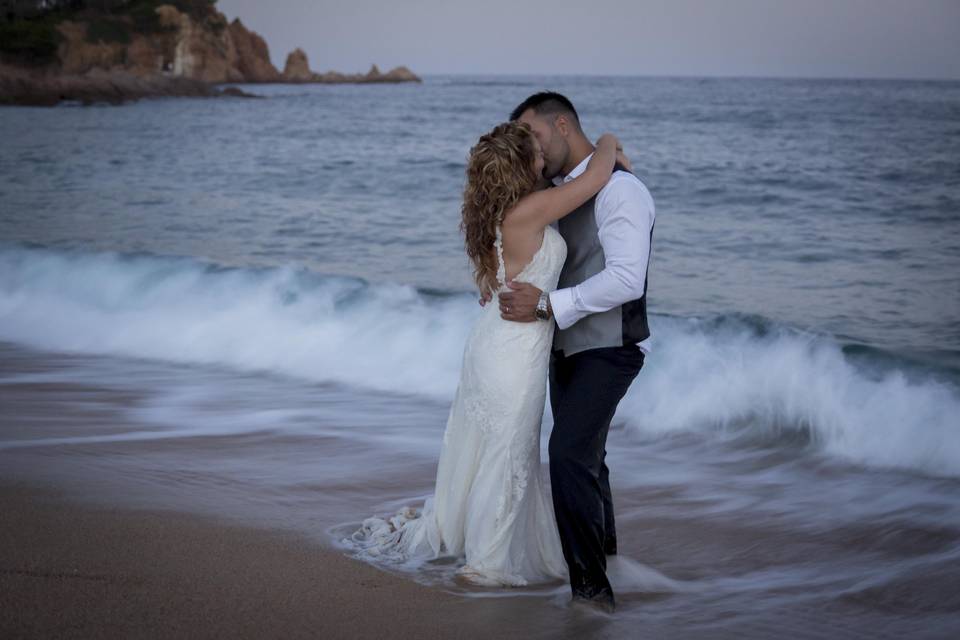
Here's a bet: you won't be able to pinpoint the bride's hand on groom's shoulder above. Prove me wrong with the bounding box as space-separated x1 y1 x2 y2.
597 133 632 172
596 133 619 148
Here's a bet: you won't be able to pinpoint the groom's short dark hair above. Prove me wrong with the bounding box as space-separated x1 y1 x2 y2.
510 91 580 127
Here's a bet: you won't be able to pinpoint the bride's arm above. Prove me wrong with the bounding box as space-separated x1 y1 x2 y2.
504 134 619 231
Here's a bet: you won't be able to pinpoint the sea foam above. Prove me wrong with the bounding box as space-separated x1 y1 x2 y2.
1 244 958 477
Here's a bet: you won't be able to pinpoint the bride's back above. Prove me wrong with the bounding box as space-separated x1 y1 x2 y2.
498 210 548 283
488 223 567 307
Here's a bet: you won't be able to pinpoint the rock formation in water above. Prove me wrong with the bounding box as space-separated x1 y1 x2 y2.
282 48 312 82
228 18 281 83
281 50 422 85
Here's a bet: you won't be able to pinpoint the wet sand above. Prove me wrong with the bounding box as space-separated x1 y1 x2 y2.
0 482 554 640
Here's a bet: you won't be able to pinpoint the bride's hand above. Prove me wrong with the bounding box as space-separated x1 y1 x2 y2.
593 133 618 164
595 133 619 152
597 134 632 172
582 133 619 180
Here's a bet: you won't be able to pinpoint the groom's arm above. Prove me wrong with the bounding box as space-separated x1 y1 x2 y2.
547 175 654 330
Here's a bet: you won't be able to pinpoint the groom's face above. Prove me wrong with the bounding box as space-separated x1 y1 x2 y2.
516 109 568 180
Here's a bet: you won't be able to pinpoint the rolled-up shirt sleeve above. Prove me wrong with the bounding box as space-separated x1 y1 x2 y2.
548 174 655 331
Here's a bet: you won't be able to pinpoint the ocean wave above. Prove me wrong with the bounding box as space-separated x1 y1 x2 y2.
0 244 474 398
618 315 960 477
1 244 958 477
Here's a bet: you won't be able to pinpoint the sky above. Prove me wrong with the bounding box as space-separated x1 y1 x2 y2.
217 0 960 80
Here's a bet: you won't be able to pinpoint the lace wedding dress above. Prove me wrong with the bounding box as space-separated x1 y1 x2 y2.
349 224 569 586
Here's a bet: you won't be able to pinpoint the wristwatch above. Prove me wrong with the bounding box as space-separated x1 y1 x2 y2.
534 291 551 321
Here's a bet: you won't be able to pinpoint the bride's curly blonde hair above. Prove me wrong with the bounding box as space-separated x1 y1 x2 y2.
460 121 540 297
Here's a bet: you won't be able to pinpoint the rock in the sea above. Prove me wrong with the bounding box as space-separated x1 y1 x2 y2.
276 51 422 85
382 66 421 82
228 18 280 82
282 48 314 82
303 64 421 84
219 86 261 98
313 71 346 83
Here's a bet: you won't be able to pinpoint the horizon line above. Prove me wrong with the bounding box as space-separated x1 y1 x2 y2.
406 71 960 83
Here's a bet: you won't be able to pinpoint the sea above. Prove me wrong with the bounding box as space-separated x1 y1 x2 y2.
1 76 959 638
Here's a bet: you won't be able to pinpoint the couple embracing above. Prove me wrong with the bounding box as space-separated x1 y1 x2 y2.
353 91 656 612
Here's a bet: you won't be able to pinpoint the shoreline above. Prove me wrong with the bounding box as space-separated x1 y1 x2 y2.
0 64 421 107
0 480 568 640
0 65 261 107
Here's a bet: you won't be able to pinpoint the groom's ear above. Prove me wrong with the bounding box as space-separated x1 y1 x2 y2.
554 114 573 138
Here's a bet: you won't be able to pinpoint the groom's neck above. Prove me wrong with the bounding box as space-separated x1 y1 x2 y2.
562 133 596 177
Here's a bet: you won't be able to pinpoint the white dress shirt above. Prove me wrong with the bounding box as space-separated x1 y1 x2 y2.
547 153 656 355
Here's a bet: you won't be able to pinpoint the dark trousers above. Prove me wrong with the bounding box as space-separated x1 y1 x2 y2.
548 344 644 600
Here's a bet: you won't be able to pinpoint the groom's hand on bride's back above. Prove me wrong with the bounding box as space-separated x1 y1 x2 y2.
498 281 541 323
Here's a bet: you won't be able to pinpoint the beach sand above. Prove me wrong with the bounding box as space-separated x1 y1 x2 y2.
0 353 581 640
0 482 554 640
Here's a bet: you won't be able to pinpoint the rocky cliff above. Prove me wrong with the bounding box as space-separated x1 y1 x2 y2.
2 2 420 85
51 6 276 83
0 3 420 105
228 18 280 83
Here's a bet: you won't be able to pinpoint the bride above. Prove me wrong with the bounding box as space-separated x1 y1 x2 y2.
350 121 622 587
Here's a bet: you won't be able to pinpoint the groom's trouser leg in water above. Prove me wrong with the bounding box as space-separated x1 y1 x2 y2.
599 454 617 555
548 344 644 601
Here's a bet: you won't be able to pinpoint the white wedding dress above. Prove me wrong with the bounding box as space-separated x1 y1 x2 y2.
349 224 569 586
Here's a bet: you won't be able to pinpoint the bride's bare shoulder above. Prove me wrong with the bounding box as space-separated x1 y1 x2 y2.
501 188 549 232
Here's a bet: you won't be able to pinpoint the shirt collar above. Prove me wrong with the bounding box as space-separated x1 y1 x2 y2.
552 152 594 186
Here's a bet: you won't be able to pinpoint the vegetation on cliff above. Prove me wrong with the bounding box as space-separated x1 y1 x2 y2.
1 1 221 65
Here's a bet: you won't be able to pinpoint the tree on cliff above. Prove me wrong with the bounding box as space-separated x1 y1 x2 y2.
3 1 219 21
1 0 223 65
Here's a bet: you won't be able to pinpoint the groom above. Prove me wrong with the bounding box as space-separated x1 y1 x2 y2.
499 92 655 611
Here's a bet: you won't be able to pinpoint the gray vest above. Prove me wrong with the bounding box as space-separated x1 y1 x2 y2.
553 166 653 356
